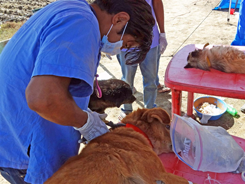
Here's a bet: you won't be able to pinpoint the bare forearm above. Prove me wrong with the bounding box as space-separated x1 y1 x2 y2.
153 0 165 33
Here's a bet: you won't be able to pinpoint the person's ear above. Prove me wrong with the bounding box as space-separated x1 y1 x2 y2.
111 12 130 28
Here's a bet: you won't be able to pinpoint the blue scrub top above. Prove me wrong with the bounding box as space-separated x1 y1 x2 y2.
0 0 101 183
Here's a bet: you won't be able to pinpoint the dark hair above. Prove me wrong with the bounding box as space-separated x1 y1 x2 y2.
93 0 155 65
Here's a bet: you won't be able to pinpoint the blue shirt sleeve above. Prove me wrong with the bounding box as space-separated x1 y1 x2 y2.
32 12 100 97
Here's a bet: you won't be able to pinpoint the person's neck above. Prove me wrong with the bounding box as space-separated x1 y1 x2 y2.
90 3 113 39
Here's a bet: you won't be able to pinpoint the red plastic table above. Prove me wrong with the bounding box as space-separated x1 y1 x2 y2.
164 44 245 118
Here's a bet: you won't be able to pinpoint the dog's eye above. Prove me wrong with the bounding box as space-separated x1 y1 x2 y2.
165 125 170 130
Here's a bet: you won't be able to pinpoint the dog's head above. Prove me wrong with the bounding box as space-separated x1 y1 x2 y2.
89 79 136 113
185 49 206 68
120 107 172 155
185 43 210 71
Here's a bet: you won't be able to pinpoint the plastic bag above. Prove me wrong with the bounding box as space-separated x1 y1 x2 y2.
170 114 245 173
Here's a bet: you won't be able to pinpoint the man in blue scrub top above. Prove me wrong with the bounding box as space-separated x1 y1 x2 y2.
0 0 155 183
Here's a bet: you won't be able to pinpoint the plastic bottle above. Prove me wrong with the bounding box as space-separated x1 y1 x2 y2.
226 104 238 116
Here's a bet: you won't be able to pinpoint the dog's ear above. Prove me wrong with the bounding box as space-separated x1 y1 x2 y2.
203 42 209 49
142 108 170 125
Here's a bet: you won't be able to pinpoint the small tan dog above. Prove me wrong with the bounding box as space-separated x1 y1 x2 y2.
185 43 245 74
45 108 190 184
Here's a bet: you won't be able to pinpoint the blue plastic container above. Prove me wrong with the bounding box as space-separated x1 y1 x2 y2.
193 96 227 121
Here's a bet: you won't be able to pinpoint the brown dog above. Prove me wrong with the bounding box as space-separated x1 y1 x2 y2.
45 108 190 184
88 79 136 113
185 43 245 74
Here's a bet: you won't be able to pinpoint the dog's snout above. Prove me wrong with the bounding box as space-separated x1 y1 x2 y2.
184 63 192 68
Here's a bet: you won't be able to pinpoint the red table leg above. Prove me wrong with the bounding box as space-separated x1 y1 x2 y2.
187 92 194 117
171 89 182 119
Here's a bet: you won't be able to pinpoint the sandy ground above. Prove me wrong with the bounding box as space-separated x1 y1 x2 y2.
1 0 244 183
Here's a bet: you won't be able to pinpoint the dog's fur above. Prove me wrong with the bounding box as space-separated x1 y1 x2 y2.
185 44 245 74
45 108 189 184
88 79 136 114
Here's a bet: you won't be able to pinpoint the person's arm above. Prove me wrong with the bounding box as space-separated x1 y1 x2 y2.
25 75 87 128
26 75 109 141
153 0 168 54
152 0 165 33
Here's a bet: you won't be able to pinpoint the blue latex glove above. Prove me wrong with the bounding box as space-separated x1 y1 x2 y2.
159 33 168 54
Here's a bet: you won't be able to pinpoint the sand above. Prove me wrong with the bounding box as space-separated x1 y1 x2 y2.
1 0 245 183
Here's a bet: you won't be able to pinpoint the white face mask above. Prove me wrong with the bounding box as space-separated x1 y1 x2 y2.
101 22 128 59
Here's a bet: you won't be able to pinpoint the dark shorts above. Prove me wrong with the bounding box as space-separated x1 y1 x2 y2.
0 167 29 184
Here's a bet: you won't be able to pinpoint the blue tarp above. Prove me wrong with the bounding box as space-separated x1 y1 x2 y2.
231 0 245 45
214 0 241 10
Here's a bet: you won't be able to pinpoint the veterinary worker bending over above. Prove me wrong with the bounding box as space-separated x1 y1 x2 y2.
0 0 155 183
117 0 168 117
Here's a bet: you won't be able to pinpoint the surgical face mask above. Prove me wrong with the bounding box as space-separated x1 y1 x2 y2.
101 22 128 59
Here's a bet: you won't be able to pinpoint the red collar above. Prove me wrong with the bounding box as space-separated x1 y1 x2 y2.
125 123 153 148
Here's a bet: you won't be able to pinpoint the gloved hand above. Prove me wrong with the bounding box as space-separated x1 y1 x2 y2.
159 33 168 54
74 110 109 142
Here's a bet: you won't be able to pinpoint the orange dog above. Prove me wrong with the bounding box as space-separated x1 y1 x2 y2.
45 108 190 184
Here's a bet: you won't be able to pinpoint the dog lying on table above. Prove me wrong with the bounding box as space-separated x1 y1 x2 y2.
185 43 245 74
45 108 191 184
88 79 136 114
